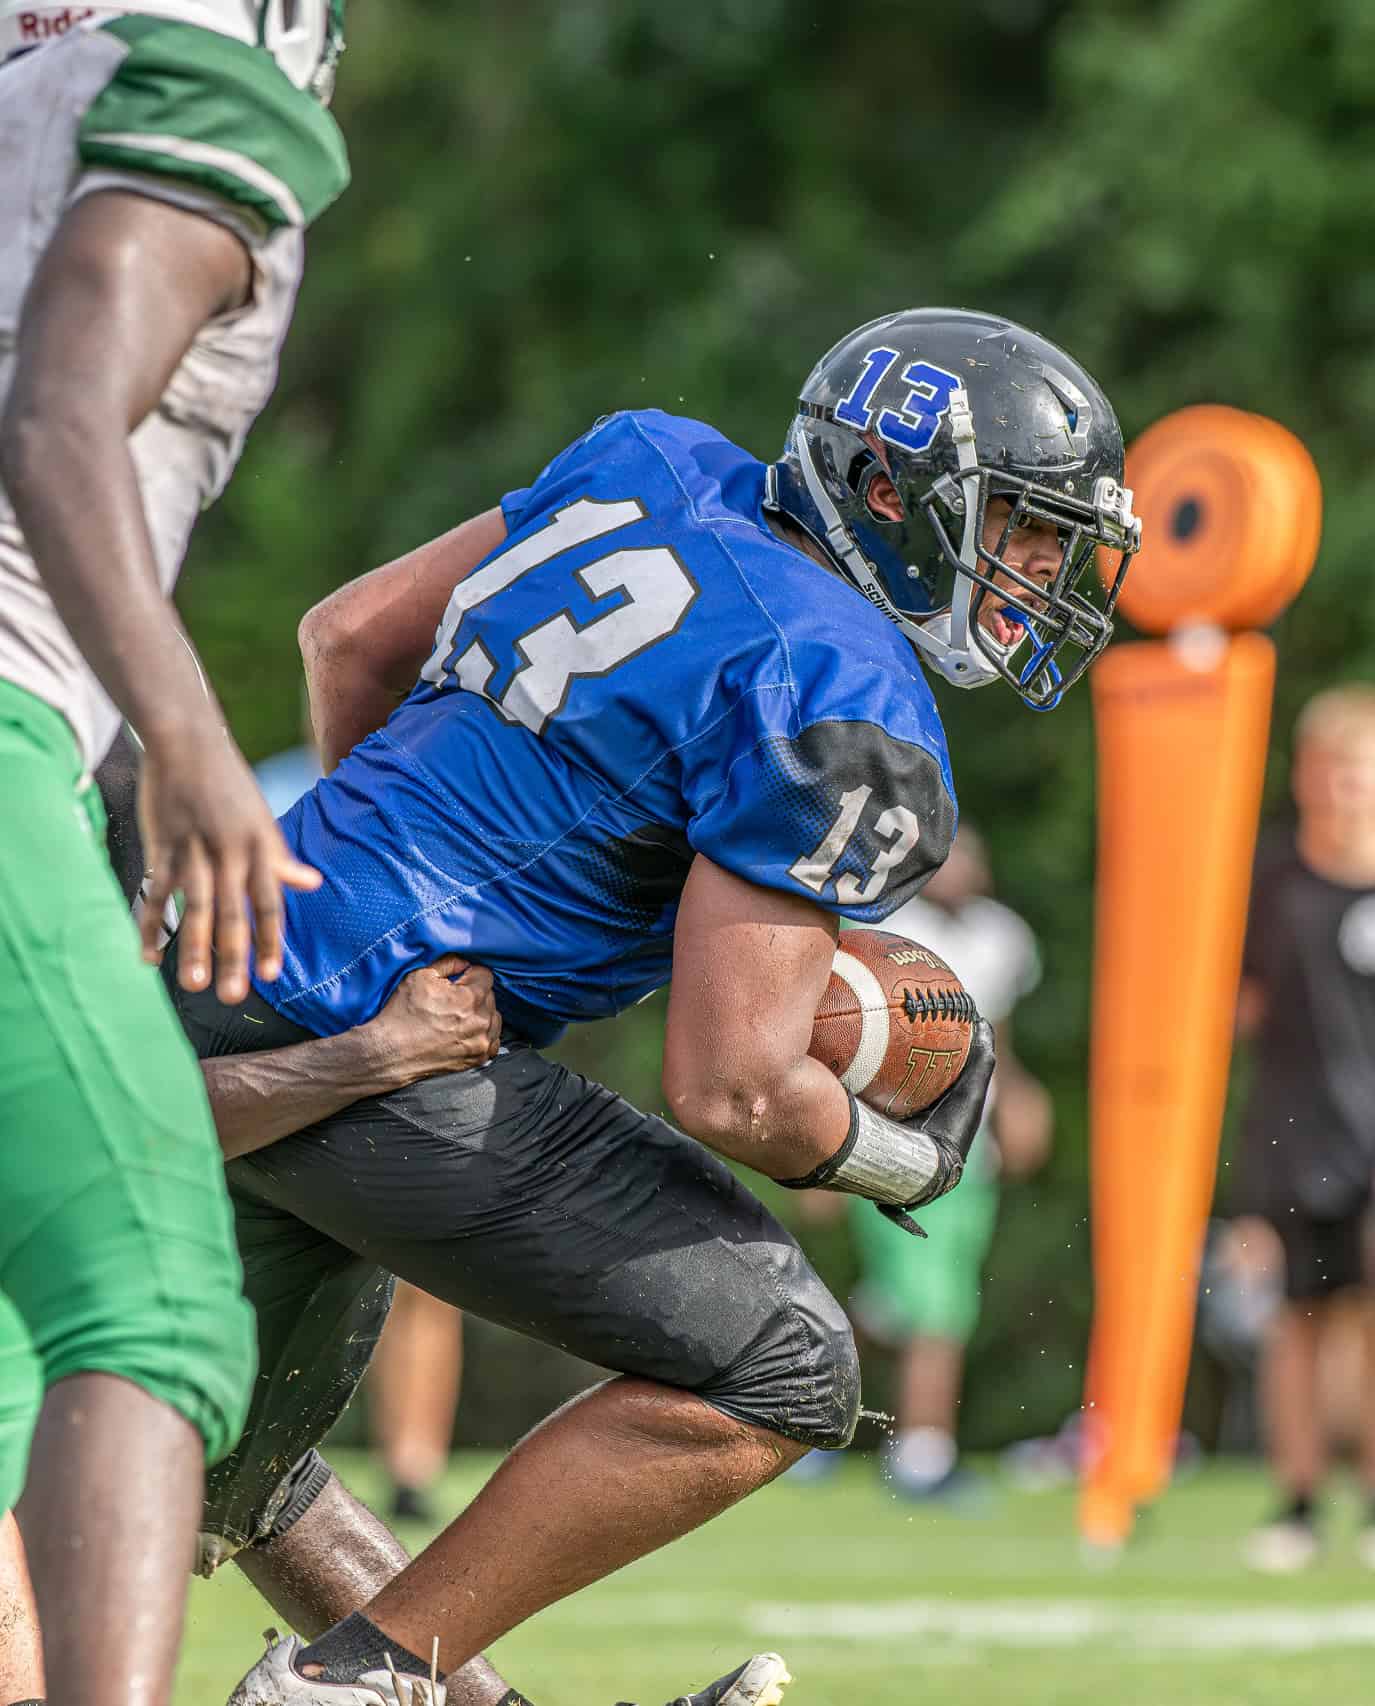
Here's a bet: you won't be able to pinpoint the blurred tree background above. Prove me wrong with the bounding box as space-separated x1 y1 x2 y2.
179 0 1375 1448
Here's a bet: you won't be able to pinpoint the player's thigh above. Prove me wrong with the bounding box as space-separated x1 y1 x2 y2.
0 688 254 1463
202 1176 391 1563
0 1291 41 1516
234 1046 857 1444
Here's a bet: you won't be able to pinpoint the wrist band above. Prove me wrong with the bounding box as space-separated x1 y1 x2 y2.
780 1093 962 1207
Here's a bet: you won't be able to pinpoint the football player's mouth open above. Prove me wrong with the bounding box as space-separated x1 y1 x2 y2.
976 496 1059 647
977 571 1054 648
982 602 1022 647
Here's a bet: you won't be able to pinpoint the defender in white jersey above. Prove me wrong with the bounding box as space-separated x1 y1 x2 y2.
0 9 349 1703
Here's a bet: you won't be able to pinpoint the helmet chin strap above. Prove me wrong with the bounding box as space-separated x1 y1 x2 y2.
789 401 1017 692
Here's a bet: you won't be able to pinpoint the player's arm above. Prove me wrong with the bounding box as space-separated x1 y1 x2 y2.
1235 850 1271 1038
1235 975 1266 1038
989 1017 1052 1177
0 191 319 1002
298 509 508 771
202 956 502 1161
663 854 995 1224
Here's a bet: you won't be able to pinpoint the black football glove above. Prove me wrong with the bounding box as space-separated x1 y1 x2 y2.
878 1017 996 1237
780 1018 996 1237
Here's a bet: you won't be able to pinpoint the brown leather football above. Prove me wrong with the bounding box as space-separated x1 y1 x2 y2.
808 927 977 1118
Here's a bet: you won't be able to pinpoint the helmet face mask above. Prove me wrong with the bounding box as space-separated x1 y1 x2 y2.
766 309 1142 710
922 467 1137 708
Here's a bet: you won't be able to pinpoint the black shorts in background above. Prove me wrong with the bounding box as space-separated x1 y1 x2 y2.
1260 1200 1372 1301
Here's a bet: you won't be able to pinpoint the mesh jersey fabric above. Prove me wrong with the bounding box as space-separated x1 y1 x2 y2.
261 410 958 1043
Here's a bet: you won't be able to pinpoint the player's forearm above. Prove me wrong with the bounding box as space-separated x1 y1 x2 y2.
203 1023 411 1161
665 1051 854 1179
668 1056 957 1212
0 410 225 752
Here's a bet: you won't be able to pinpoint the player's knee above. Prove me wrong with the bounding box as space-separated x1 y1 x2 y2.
193 1289 258 1462
0 1311 43 1514
199 1447 336 1578
151 1281 256 1466
150 1283 256 1465
800 1294 862 1450
710 1262 861 1452
41 1282 256 1470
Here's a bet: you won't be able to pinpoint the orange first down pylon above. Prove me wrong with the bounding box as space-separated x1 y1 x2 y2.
1079 406 1322 1547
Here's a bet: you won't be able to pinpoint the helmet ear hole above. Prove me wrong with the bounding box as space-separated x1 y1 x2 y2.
845 448 878 492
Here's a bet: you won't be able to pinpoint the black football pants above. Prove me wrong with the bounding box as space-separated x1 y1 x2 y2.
165 943 860 1558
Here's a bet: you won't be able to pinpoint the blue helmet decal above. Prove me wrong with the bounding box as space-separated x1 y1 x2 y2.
832 346 963 457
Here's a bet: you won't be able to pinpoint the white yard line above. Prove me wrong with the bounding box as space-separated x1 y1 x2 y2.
748 1598 1375 1652
534 1590 1375 1653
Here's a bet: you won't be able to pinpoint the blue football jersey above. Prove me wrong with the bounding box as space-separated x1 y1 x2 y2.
258 411 957 1044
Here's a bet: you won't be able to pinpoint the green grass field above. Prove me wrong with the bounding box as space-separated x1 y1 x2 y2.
177 1452 1375 1706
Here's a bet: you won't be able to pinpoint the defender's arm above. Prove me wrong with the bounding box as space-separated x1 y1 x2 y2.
0 192 248 744
299 508 508 771
203 956 501 1161
0 192 319 1001
663 854 994 1220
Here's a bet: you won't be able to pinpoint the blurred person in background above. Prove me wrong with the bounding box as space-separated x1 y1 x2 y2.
850 823 1050 1502
370 1286 464 1524
1233 685 1375 1573
798 824 1050 1501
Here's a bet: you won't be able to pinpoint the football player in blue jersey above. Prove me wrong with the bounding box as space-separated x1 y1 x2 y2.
162 308 1139 1706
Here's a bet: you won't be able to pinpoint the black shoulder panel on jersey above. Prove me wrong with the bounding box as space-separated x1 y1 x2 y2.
715 718 955 922
566 822 694 934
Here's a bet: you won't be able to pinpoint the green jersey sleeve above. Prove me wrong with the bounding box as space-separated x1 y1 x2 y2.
78 15 349 231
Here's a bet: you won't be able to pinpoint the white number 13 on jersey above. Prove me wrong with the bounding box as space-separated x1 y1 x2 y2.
788 784 921 906
420 497 697 736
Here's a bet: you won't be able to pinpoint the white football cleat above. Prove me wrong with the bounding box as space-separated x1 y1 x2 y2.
657 1652 793 1706
1243 1518 1318 1574
227 1630 445 1706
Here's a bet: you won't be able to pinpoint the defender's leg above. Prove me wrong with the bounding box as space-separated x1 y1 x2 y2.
0 685 256 1706
369 1283 463 1524
0 1293 43 1702
199 1176 515 1706
20 1375 204 1706
0 1508 44 1705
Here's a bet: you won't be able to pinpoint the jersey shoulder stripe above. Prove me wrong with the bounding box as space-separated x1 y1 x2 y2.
79 16 348 228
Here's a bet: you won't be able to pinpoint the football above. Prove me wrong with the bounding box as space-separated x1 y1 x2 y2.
809 927 977 1118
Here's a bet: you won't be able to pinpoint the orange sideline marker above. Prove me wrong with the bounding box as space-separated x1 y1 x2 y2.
1079 408 1320 1547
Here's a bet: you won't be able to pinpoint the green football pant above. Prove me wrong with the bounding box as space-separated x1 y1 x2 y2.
0 679 255 1513
848 1137 1000 1346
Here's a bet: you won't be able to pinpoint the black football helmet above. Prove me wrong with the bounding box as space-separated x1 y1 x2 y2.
764 308 1141 709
